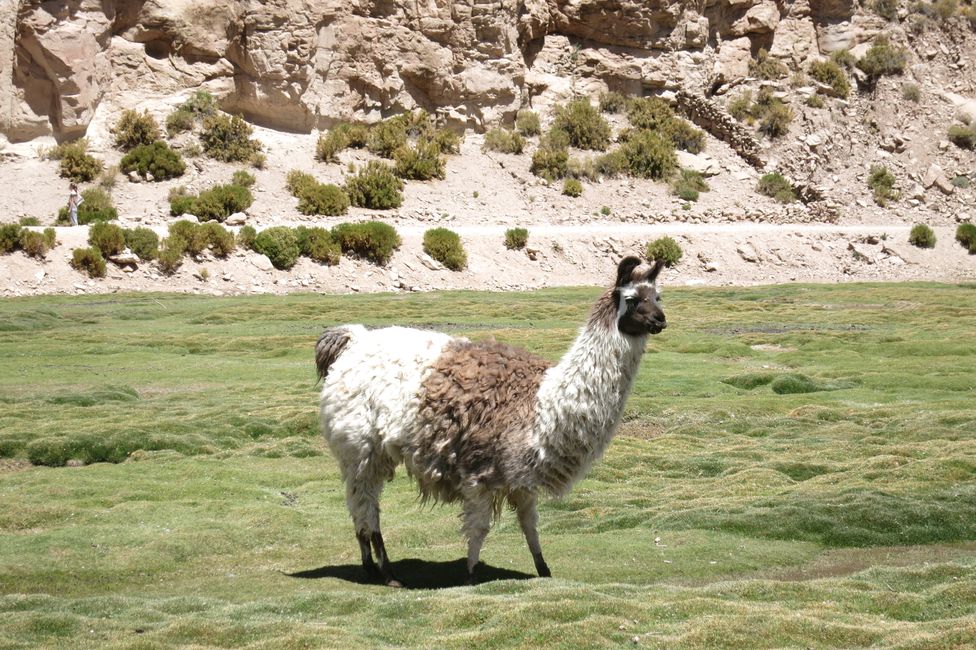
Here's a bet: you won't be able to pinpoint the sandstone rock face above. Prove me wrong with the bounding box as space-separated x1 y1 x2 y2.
2 0 857 141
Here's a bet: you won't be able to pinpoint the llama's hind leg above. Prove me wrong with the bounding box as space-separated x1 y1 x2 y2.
511 490 551 578
346 469 402 587
461 491 494 585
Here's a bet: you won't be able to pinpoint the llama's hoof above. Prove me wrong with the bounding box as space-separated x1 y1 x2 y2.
537 566 552 578
385 578 404 588
464 574 479 586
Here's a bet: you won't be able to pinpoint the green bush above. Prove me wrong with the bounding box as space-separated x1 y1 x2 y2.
758 101 794 139
43 227 56 249
566 156 599 182
627 97 675 131
113 110 161 151
296 226 341 265
57 187 118 225
621 130 677 180
483 128 525 154
504 227 529 250
552 98 611 150
232 170 255 188
666 120 706 153
201 222 235 258
857 36 908 80
316 128 349 162
727 91 753 122
200 113 260 162
167 220 205 256
238 225 257 251
0 223 22 253
285 170 318 197
953 175 971 189
671 168 709 201
871 0 899 20
427 128 462 154
124 227 159 260
515 110 541 136
771 374 821 395
297 183 350 216
423 227 467 271
88 222 126 256
156 238 184 275
345 161 404 210
805 94 826 109
599 91 628 114
563 178 583 197
394 141 445 180
119 141 186 180
530 146 569 181
955 223 976 253
165 108 195 136
331 221 401 265
254 226 300 270
645 236 683 267
901 83 921 102
180 90 218 117
757 172 796 203
54 140 103 182
868 165 898 206
948 124 976 150
170 183 253 222
595 148 629 178
749 48 788 80
70 247 107 278
18 216 40 226
367 116 409 158
908 224 936 249
19 230 49 258
830 49 857 69
808 60 850 98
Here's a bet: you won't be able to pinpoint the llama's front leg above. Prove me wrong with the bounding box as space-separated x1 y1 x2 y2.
461 492 493 585
511 491 551 578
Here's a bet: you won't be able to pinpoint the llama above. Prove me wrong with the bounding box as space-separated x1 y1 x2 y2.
316 256 667 586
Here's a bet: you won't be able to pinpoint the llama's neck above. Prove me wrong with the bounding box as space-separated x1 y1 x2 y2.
531 321 647 496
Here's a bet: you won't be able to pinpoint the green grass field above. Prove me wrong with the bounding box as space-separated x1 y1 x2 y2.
1 282 974 648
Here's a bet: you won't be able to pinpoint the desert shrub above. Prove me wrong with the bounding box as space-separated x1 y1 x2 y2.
251 152 267 169
113 110 161 151
948 123 976 149
805 94 826 108
552 98 611 150
808 60 850 98
19 216 40 226
119 141 186 180
70 247 106 278
53 140 103 182
427 128 462 154
394 141 445 180
423 227 466 271
0 224 22 253
200 113 260 162
345 161 404 210
563 178 583 197
727 91 753 122
758 101 794 139
165 108 195 136
599 91 628 114
749 48 788 80
316 129 349 162
830 49 857 70
901 83 921 102
201 222 235 258
170 183 253 222
19 230 49 258
934 0 959 23
156 238 184 275
180 90 218 117
504 227 529 250
955 223 976 252
595 148 629 178
124 227 159 260
515 110 541 136
645 236 683 267
757 172 796 203
666 119 706 153
483 128 525 154
908 224 936 248
621 130 677 180
167 220 206 256
331 221 401 265
232 170 255 187
342 123 370 148
297 182 350 216
238 225 257 251
627 97 675 131
966 2 976 28
671 168 709 201
871 0 899 20
99 165 119 190
566 156 599 181
868 165 898 205
88 222 126 256
857 36 908 80
530 145 569 181
953 175 971 188
253 226 300 270
286 170 318 197
57 187 117 225
43 228 56 249
296 226 341 265
367 116 409 158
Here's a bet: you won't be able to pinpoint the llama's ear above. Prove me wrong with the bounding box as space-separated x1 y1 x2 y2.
647 259 665 283
615 256 643 287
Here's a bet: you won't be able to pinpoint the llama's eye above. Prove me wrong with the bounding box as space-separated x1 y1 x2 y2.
625 296 638 306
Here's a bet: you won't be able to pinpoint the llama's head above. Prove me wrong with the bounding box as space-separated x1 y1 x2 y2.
612 256 667 337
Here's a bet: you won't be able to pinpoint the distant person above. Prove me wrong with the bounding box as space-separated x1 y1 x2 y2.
67 183 83 226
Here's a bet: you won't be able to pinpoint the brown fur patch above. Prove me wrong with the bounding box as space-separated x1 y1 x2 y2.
587 288 618 332
315 327 353 380
409 340 552 506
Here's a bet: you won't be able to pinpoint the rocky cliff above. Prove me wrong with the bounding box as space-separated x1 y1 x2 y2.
4 0 878 142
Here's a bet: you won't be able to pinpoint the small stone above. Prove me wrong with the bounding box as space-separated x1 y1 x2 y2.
250 255 274 272
225 212 247 226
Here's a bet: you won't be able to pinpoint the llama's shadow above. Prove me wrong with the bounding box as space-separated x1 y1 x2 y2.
286 558 534 589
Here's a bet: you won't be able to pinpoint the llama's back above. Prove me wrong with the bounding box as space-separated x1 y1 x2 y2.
318 325 455 471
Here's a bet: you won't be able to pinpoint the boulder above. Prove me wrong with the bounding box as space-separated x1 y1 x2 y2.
677 150 722 176
225 212 247 226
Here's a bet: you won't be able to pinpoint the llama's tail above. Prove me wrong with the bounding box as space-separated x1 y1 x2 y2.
315 326 358 382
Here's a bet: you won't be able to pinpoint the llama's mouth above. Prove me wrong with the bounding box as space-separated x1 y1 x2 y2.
648 322 667 335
